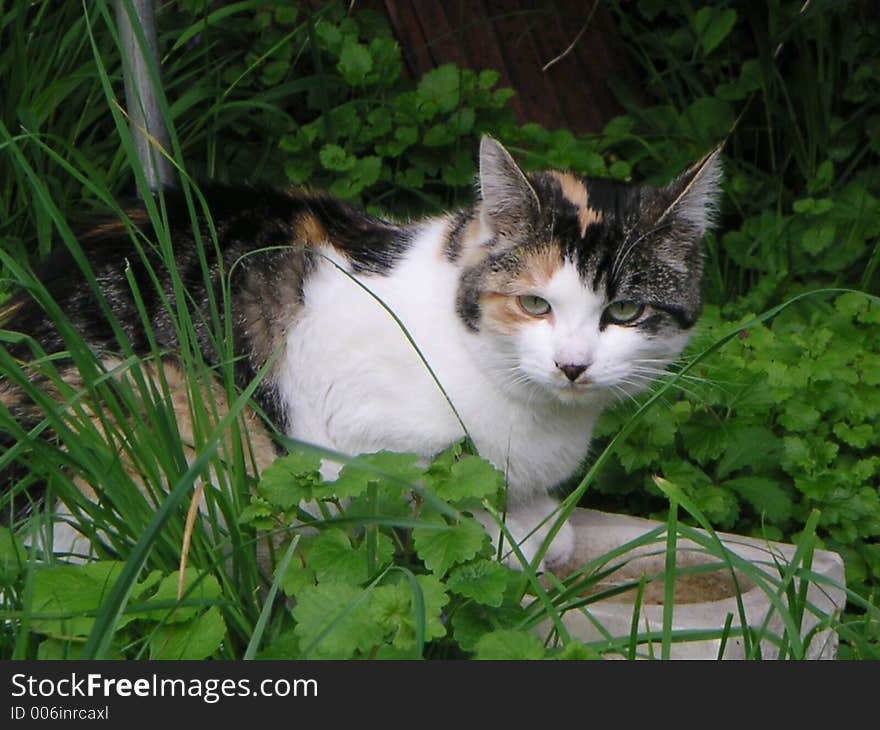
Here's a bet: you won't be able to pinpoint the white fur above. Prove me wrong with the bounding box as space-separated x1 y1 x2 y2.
275 224 686 570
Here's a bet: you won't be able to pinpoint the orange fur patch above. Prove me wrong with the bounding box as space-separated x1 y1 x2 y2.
0 299 25 326
518 246 563 290
85 207 151 239
480 293 536 335
549 171 603 236
479 246 562 334
297 212 327 245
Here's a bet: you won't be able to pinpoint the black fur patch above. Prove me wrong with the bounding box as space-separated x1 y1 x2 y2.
0 184 414 510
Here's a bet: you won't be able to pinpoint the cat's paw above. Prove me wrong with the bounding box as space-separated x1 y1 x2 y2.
474 496 576 573
542 517 575 571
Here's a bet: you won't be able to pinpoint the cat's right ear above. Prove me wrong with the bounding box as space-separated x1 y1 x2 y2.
478 135 541 240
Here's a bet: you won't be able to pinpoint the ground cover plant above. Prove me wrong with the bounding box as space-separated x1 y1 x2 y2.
0 0 878 659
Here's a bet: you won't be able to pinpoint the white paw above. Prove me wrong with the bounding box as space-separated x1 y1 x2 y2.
473 495 575 572
542 517 575 571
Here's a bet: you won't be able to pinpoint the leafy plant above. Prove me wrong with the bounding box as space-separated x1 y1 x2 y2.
1 0 878 659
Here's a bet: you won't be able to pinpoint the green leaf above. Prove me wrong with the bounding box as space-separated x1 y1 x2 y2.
694 7 737 55
0 527 24 583
280 555 315 598
418 64 461 113
474 629 546 659
802 222 837 256
448 107 475 136
274 5 299 25
309 528 394 584
680 413 727 465
351 155 382 189
427 455 505 504
337 42 373 86
833 423 875 449
331 451 423 499
447 559 512 607
30 562 126 637
258 451 323 509
610 160 631 180
725 476 794 523
553 641 603 660
692 484 740 528
778 399 821 432
369 36 401 85
413 515 488 576
717 427 781 478
370 574 448 650
149 606 226 660
808 160 835 194
142 568 223 623
292 583 383 658
237 497 274 528
319 143 356 173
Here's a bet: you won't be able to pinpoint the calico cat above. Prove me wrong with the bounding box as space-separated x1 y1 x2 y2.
0 136 721 570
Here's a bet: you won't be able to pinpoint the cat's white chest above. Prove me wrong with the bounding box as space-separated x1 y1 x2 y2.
275 223 598 499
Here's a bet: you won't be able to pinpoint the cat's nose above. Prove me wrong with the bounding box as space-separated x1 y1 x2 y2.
556 363 588 382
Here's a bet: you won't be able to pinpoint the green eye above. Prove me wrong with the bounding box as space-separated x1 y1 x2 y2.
518 295 552 317
605 300 645 324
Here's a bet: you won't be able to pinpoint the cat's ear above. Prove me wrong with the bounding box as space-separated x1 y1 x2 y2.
478 135 541 240
647 148 724 237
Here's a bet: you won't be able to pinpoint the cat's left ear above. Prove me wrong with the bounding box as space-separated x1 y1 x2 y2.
649 148 724 237
478 135 541 241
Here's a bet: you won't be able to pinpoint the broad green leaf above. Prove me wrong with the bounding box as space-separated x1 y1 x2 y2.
331 451 423 499
808 160 835 194
319 143 356 173
717 427 781 478
30 562 126 637
680 413 727 464
308 528 394 585
418 64 461 113
694 7 737 55
149 606 226 660
447 559 512 607
258 451 323 509
779 399 821 432
255 629 301 660
474 629 546 660
369 37 402 84
350 155 382 189
692 484 740 528
370 574 448 650
292 583 383 659
142 568 223 623
427 455 505 504
37 638 124 660
802 222 836 256
237 497 274 528
337 42 373 86
553 641 603 660
725 476 794 523
413 515 488 577
833 423 875 449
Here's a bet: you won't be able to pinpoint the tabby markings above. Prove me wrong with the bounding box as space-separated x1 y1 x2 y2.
480 245 563 335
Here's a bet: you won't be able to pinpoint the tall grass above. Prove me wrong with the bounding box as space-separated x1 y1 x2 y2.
0 1 872 660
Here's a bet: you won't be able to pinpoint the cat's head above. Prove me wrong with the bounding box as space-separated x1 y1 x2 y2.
454 136 722 405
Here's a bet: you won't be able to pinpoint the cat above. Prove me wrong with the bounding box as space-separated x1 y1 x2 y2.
0 135 721 570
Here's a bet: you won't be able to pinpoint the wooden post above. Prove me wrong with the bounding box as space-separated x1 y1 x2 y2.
113 0 175 192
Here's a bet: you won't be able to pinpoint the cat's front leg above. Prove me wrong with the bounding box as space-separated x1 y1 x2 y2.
475 493 575 572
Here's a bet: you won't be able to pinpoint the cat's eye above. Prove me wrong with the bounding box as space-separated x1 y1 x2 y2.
518 295 552 317
604 300 645 324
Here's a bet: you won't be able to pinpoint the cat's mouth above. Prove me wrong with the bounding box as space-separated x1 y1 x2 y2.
551 377 594 401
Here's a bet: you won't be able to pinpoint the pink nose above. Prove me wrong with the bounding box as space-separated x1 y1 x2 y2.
557 363 587 382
